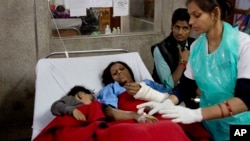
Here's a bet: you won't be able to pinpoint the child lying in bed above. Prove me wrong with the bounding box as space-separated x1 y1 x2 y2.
51 85 158 123
34 84 191 141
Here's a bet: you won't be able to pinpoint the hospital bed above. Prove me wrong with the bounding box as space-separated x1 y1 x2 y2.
32 49 154 140
31 49 209 141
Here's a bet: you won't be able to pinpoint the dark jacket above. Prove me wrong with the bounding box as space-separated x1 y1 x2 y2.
151 33 198 109
151 32 195 83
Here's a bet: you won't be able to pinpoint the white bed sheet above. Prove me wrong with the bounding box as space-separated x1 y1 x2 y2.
31 52 153 140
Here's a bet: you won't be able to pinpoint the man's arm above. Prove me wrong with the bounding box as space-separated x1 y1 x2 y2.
153 47 174 88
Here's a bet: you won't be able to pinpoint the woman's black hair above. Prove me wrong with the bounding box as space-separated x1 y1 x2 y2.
67 85 94 96
185 0 234 20
101 61 135 86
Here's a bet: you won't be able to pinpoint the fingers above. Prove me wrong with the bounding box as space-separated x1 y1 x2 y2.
136 102 153 109
73 109 86 121
148 107 160 116
137 113 158 123
161 112 179 118
137 102 154 114
75 113 86 121
137 107 145 114
171 118 182 123
126 90 138 95
145 115 158 122
124 83 140 91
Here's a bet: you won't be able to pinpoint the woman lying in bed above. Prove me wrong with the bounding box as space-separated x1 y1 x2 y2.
34 85 190 141
97 61 171 109
98 61 213 141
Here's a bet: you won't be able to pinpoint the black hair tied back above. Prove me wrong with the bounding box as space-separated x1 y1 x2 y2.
216 0 234 19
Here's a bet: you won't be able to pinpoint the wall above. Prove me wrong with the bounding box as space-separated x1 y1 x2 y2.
0 0 50 140
0 0 186 140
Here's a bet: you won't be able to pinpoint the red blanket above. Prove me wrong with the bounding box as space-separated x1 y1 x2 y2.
118 91 213 141
34 100 191 141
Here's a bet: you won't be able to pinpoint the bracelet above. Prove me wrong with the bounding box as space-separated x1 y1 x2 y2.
218 104 224 118
224 101 233 116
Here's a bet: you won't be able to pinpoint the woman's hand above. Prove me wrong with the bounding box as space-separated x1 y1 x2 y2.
73 108 86 121
135 113 158 123
137 99 174 115
124 82 141 96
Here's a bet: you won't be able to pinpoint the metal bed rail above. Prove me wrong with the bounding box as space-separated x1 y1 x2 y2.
45 48 129 58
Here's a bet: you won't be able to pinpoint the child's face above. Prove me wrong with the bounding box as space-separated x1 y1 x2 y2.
75 91 94 104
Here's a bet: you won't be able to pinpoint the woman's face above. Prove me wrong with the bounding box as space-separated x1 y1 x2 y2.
187 1 216 34
110 63 133 86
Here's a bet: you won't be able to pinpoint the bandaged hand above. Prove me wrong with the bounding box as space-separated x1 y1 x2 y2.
136 99 174 115
159 106 202 124
133 82 169 102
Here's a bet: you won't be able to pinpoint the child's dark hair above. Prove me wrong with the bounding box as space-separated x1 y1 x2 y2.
172 8 191 25
102 61 135 86
67 85 94 96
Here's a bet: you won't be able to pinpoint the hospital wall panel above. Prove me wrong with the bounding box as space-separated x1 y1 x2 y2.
0 0 185 140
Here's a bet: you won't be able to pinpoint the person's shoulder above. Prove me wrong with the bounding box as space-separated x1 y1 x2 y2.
142 79 162 86
238 31 250 42
151 35 172 51
152 35 171 47
61 95 74 101
238 31 250 52
189 36 199 51
98 82 120 93
142 79 154 83
187 37 196 49
188 37 196 43
190 33 207 46
99 83 114 91
151 38 166 50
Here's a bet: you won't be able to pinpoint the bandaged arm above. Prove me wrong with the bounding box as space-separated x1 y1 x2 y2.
133 82 169 102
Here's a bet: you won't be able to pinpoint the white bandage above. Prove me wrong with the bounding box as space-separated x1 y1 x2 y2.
133 82 169 102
